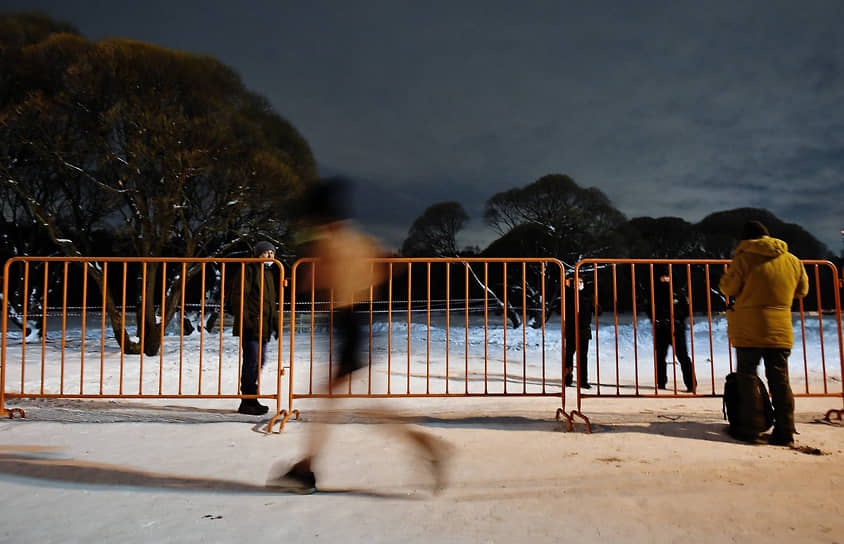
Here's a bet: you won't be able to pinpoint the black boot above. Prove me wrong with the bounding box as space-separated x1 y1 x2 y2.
238 398 268 415
769 428 794 447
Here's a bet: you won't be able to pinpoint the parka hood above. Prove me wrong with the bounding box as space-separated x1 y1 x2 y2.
734 236 788 258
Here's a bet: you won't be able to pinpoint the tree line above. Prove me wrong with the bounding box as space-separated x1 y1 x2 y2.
400 176 836 327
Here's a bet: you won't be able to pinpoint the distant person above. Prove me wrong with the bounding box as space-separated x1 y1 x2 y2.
270 177 449 494
719 220 808 446
230 240 279 415
564 275 596 389
649 268 696 392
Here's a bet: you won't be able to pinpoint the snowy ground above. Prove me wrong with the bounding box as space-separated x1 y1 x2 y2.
1 313 843 542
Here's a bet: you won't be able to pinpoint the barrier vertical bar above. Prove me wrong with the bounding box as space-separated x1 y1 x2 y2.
631 263 640 395
668 265 677 392
276 263 285 415
686 263 696 392
256 262 265 396
20 262 28 392
218 263 226 396
521 262 527 394
139 261 148 394
705 264 715 393
408 263 412 395
813 265 828 393
119 262 127 395
426 262 431 394
827 264 844 418
368 263 374 394
100 262 108 396
60 262 68 394
39 262 48 394
648 264 657 394
592 266 600 393
484 262 488 394
179 262 188 395
541 262 547 394
1 264 7 416
446 263 450 394
159 262 167 394
199 262 206 394
387 262 393 395
612 264 620 395
502 262 507 394
465 262 470 394
80 262 89 394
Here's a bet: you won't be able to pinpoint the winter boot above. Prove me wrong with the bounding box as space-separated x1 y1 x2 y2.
237 399 269 415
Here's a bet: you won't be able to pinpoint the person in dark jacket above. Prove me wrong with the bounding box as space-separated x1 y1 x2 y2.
564 276 596 389
230 240 279 415
719 220 809 446
649 269 696 392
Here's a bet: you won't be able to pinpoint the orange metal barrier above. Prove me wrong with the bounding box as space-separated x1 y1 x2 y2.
269 257 568 432
5 256 841 435
566 259 844 431
1 257 288 423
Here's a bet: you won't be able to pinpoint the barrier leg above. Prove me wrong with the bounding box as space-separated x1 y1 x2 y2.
556 407 574 432
570 410 593 433
266 409 300 434
2 407 25 419
824 409 843 423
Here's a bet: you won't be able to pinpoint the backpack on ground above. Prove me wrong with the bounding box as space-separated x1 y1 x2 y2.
723 371 774 441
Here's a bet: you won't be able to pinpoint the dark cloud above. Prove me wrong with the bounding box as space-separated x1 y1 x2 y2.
4 0 843 252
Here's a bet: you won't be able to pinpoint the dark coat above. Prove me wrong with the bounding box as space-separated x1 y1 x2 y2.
228 262 278 342
649 280 689 326
564 284 595 338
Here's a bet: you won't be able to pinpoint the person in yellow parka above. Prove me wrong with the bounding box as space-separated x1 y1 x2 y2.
719 220 809 446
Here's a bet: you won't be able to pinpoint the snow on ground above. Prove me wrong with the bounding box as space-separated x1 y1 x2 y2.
1 312 843 542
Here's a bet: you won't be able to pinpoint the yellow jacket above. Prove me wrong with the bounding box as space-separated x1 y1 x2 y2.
719 236 809 348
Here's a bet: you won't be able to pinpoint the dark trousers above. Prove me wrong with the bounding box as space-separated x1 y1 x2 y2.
565 329 590 385
240 340 268 396
736 347 795 437
655 322 695 390
334 306 364 380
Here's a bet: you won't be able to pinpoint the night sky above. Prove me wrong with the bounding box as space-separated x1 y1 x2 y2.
3 0 843 253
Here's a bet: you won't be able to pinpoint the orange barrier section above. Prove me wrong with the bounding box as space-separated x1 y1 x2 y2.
566 259 844 431
4 256 841 435
1 257 287 422
270 257 568 431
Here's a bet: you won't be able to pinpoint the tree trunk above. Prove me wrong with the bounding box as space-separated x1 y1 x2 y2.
84 262 142 355
464 262 521 328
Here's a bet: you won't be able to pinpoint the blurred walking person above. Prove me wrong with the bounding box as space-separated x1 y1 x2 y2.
270 177 449 493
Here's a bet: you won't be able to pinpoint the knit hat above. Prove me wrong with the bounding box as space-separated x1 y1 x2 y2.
741 220 769 240
253 240 275 257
